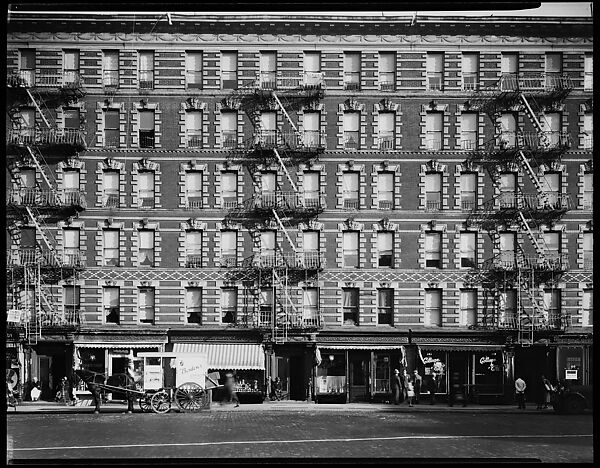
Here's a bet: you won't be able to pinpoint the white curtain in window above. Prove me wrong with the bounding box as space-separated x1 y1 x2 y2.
260 52 276 72
103 51 118 70
186 288 202 308
104 230 119 249
342 289 358 307
543 232 560 252
186 231 202 251
138 289 155 319
186 172 202 193
139 111 154 131
303 172 319 193
545 53 562 73
462 53 478 73
63 229 79 249
139 51 154 70
21 109 35 128
499 232 516 251
426 53 443 72
499 113 517 132
260 289 273 306
460 290 476 309
260 231 276 252
303 112 320 131
460 233 476 256
104 172 119 191
501 53 518 74
425 173 441 192
342 172 358 195
499 173 516 191
261 172 276 192
343 112 359 132
138 172 155 192
20 170 36 188
500 290 517 312
221 172 237 192
260 112 276 131
304 52 320 72
104 287 119 308
426 113 443 132
344 52 360 72
222 289 237 308
379 113 394 133
378 232 393 253
63 50 79 69
63 171 79 190
186 111 202 131
425 290 441 308
221 52 237 71
303 231 319 251
221 112 237 131
461 173 476 192
221 231 236 253
425 233 441 253
379 52 395 73
343 231 358 250
186 52 202 71
461 113 477 132
139 230 154 249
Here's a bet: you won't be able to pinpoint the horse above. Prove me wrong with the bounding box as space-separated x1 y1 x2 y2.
74 368 137 414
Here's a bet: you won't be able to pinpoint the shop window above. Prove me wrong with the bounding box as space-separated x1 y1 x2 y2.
425 112 443 150
222 288 237 324
343 112 360 149
138 170 155 208
474 351 503 395
342 231 359 268
377 231 394 268
186 110 202 148
185 51 202 89
583 289 593 327
377 172 394 210
62 228 80 267
221 171 238 208
420 350 447 395
379 52 396 91
103 286 120 324
378 112 395 150
303 171 320 208
138 50 154 89
498 172 517 208
186 287 202 324
342 288 359 325
377 288 393 325
343 52 360 90
185 171 203 209
138 110 155 148
221 111 237 149
102 50 119 87
78 349 105 375
138 287 155 324
220 230 237 267
460 113 477 150
221 51 238 89
138 230 155 267
342 171 359 209
259 51 277 89
460 172 477 210
374 355 391 393
316 352 346 396
583 232 593 269
584 53 593 91
460 289 477 326
104 109 120 148
425 289 442 327
302 288 319 325
462 53 479 90
185 231 202 268
103 229 120 266
18 49 35 86
459 232 477 268
425 232 442 268
498 113 517 148
426 52 444 90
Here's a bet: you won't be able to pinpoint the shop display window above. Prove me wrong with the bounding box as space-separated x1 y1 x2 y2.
420 350 447 394
374 355 390 393
316 352 346 394
474 351 503 394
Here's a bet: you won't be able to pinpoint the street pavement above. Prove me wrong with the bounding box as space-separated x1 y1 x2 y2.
7 401 593 462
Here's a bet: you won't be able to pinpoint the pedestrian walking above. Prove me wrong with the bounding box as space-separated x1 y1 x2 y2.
515 376 527 409
429 371 441 405
406 377 415 407
391 369 402 405
224 373 240 407
412 370 422 404
400 369 410 402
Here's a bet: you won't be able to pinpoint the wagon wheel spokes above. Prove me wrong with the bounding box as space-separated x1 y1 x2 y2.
150 391 171 414
174 382 208 412
139 394 152 413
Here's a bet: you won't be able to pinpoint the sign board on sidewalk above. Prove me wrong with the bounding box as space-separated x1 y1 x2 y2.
565 369 578 380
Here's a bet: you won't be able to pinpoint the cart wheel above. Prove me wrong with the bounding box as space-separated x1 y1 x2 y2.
150 391 171 414
174 382 209 412
139 394 152 413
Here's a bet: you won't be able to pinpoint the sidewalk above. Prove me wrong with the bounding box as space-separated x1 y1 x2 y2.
9 399 585 415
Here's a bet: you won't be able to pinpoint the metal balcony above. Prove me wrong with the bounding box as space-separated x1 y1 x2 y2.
343 132 359 150
425 138 443 151
221 131 238 149
481 250 569 272
7 189 86 210
6 248 62 268
248 251 325 270
425 199 442 211
582 135 593 150
103 70 119 87
378 133 395 150
185 197 203 210
219 255 239 268
185 254 203 268
378 200 394 210
62 250 84 268
186 134 203 148
7 128 87 151
277 71 325 90
343 73 360 91
138 71 154 90
342 198 359 210
427 74 443 91
495 312 570 331
103 193 120 208
138 132 155 148
462 74 479 91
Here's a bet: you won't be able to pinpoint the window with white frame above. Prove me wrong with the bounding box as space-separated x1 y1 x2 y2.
426 53 443 90
303 171 320 207
303 230 320 268
498 112 517 148
500 289 517 326
303 111 321 148
63 285 80 317
426 112 443 150
138 230 155 267
102 50 119 87
63 49 80 85
104 109 120 148
185 171 203 209
342 171 359 209
260 230 276 266
220 111 237 149
462 53 479 90
540 172 561 207
425 232 442 268
103 229 120 267
343 52 360 90
186 111 202 148
342 288 359 325
584 53 593 91
460 113 477 150
186 287 202 324
499 231 517 267
583 113 593 149
63 228 80 267
343 231 359 268
379 52 396 91
460 232 477 268
499 172 517 208
138 287 155 324
377 231 394 268
220 230 237 267
583 173 593 210
543 289 561 322
138 50 154 89
460 289 477 327
259 111 276 145
583 231 593 269
63 169 80 205
343 112 360 149
104 286 120 324
377 172 394 210
303 288 319 324
259 288 274 326
377 288 393 325
102 170 119 207
138 171 155 208
425 172 442 210
185 231 203 268
222 288 238 324
583 289 593 327
545 52 562 88
138 110 155 148
259 51 277 89
303 51 321 87
425 289 442 327
221 51 238 89
18 49 35 86
378 112 395 150
185 51 202 89
221 171 237 208
460 172 477 210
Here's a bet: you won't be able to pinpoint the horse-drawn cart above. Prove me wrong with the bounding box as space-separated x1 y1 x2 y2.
75 352 223 414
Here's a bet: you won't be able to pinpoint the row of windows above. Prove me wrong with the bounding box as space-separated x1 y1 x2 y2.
48 285 594 327
14 49 594 91
14 166 594 212
14 226 594 270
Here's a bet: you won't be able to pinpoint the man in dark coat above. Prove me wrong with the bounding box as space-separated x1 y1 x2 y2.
391 369 402 405
412 370 422 404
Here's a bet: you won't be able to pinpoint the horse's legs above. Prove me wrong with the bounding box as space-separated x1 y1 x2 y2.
127 394 134 413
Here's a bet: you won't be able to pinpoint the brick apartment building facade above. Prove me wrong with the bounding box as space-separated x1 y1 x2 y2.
6 11 593 404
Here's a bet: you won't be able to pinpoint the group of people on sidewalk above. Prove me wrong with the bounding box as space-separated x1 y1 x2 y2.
514 374 556 410
391 369 423 406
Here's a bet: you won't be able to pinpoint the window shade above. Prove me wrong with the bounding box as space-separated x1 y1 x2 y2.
462 53 479 73
304 172 319 192
425 290 441 308
425 173 441 191
104 230 119 248
543 232 560 251
64 169 80 189
221 231 236 251
139 289 155 308
139 230 154 249
186 288 202 307
460 233 476 254
222 289 237 308
303 112 320 131
221 112 237 131
501 291 517 310
139 51 154 70
460 173 476 192
379 113 394 132
343 112 359 131
344 52 360 72
261 172 276 192
221 52 237 71
583 174 593 191
63 50 79 69
186 231 202 248
20 170 36 188
342 172 358 192
501 53 518 74
583 114 593 132
303 231 319 251
499 113 516 132
378 173 393 192
378 232 393 251
585 54 593 73
342 289 358 307
21 109 35 128
260 52 276 71
186 111 202 131
545 53 562 73
186 52 202 71
379 52 395 72
139 111 154 131
104 287 119 307
260 289 273 305
103 51 119 70
426 113 443 132
105 110 120 129
460 290 476 309
303 288 318 307
425 233 441 252
138 172 155 191
426 53 443 72
542 173 560 192
304 52 320 72
260 231 276 250
64 286 80 304
499 233 515 250
540 113 560 132
103 172 119 190
186 172 202 191
63 229 80 248
221 172 237 191
499 173 516 190
260 112 276 130
20 49 35 69
461 113 477 132
378 289 393 307
583 233 593 250
343 231 358 250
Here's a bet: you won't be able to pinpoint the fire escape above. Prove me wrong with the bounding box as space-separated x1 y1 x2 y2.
6 67 87 344
222 70 326 344
466 72 574 346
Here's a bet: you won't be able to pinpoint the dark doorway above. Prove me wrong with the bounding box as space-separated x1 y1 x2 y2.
111 357 128 400
349 352 370 402
514 346 556 392
289 355 305 400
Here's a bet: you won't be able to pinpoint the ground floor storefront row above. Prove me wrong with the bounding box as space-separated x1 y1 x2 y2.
7 330 593 406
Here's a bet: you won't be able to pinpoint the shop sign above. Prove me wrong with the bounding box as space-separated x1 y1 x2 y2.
478 354 501 372
7 310 22 323
565 369 578 380
175 353 207 387
144 365 163 390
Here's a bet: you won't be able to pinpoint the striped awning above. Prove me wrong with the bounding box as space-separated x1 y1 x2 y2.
172 343 265 370
319 345 405 350
417 344 502 352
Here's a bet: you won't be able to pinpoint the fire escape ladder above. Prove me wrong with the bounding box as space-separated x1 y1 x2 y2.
273 148 298 193
25 88 54 129
517 211 546 261
517 150 550 207
24 206 61 266
272 92 298 135
271 208 297 254
519 93 551 147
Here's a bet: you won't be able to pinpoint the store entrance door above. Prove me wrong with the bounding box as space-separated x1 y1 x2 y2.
110 357 128 400
289 356 305 400
349 352 370 402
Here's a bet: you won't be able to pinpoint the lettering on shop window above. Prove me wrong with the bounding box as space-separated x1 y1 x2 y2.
479 355 500 372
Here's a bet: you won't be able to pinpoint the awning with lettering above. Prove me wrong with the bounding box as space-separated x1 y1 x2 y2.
417 344 503 352
172 343 265 370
